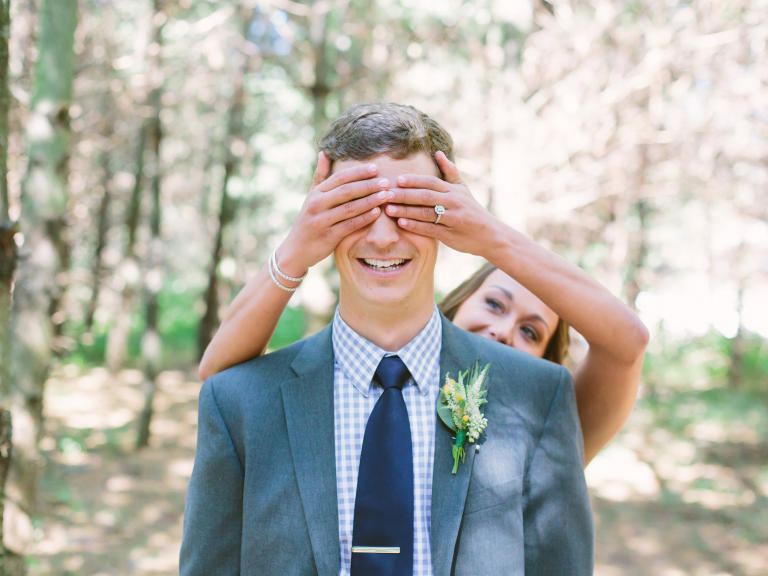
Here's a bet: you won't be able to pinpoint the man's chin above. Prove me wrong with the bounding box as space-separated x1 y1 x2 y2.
339 266 436 316
359 290 413 310
348 285 435 314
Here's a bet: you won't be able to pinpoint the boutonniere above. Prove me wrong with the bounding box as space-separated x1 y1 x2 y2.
437 362 490 474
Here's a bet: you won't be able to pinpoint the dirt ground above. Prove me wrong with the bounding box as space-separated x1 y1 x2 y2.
24 366 768 575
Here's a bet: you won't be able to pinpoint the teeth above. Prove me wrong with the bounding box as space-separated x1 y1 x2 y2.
363 258 406 270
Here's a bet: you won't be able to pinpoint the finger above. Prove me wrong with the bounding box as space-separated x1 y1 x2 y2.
324 177 391 209
387 186 446 206
327 190 392 224
311 151 331 186
330 206 381 238
316 161 378 193
395 173 450 192
385 203 444 224
396 217 443 239
435 151 462 184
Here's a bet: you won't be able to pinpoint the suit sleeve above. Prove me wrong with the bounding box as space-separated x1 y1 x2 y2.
523 367 594 575
180 379 244 575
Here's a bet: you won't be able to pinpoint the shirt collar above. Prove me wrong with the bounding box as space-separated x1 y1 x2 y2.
332 305 442 397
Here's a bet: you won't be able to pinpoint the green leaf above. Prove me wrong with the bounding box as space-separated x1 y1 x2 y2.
437 402 457 432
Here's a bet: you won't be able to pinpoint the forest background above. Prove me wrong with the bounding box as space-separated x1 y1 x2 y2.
0 0 766 574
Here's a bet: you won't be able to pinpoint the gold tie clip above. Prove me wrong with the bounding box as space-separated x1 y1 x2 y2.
351 546 400 554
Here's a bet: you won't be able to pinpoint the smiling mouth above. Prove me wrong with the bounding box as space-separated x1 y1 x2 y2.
359 258 409 271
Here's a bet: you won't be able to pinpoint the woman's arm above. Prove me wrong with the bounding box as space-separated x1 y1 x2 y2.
198 263 297 380
482 224 649 465
198 153 394 380
386 152 649 465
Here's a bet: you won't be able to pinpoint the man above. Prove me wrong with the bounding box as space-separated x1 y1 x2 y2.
180 103 593 575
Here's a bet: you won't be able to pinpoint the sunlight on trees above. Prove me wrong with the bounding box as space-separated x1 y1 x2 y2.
0 0 765 574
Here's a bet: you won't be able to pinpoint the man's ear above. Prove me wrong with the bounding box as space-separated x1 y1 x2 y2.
324 151 339 176
312 151 332 185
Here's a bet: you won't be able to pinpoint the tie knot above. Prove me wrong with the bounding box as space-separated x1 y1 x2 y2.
374 355 411 391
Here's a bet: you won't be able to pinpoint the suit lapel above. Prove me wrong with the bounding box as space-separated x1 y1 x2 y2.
430 316 483 576
282 325 340 576
280 317 487 575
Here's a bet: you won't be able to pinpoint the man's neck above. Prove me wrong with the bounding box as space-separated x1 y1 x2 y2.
338 296 436 352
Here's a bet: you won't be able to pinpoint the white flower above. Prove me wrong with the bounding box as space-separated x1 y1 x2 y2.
437 362 490 474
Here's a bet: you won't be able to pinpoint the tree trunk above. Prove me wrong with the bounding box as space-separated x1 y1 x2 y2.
0 408 13 573
728 241 746 388
0 224 14 390
84 28 118 334
0 1 20 571
197 173 235 360
105 124 145 372
625 197 650 310
300 1 338 334
10 0 77 552
0 0 8 219
197 7 254 359
198 132 219 219
136 0 166 449
309 3 331 138
84 149 112 332
0 224 16 574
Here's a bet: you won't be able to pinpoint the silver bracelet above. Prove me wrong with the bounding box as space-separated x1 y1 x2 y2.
268 257 298 293
271 249 306 283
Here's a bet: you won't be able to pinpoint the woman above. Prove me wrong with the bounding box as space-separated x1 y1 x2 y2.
199 150 648 465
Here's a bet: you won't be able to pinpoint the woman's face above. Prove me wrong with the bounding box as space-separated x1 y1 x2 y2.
451 270 559 358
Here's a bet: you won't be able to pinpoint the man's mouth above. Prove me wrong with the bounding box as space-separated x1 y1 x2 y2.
359 258 408 271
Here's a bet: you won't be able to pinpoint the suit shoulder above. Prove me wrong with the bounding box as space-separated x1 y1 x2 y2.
457 327 571 418
462 328 565 381
202 330 323 406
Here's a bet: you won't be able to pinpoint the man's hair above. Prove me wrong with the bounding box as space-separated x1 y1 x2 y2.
318 102 454 164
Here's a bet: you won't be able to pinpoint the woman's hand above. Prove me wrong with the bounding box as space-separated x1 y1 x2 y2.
384 151 503 259
199 152 393 379
276 152 394 277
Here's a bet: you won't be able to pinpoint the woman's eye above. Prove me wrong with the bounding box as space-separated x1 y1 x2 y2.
521 326 539 342
484 298 503 312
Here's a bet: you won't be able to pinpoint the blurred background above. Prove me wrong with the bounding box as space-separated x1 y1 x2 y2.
0 0 766 574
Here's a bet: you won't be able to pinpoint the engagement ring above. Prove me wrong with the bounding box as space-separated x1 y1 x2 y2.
434 205 446 225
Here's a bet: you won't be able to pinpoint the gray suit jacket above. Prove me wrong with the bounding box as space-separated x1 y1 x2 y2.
180 315 593 575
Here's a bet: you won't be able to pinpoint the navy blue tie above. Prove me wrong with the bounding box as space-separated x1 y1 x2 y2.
351 355 414 576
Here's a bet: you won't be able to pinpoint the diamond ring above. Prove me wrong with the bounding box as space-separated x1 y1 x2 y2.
434 205 446 225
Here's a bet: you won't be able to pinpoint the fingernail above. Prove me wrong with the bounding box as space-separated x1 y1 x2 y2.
377 178 389 188
397 176 406 184
368 164 377 172
386 190 395 200
377 190 389 200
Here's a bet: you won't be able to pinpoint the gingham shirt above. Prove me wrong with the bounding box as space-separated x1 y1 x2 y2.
332 306 442 576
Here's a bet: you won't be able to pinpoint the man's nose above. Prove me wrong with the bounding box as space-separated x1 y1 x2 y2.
364 211 400 247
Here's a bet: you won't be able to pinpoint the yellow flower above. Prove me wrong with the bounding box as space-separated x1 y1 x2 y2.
443 384 451 394
462 414 470 423
456 394 463 402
